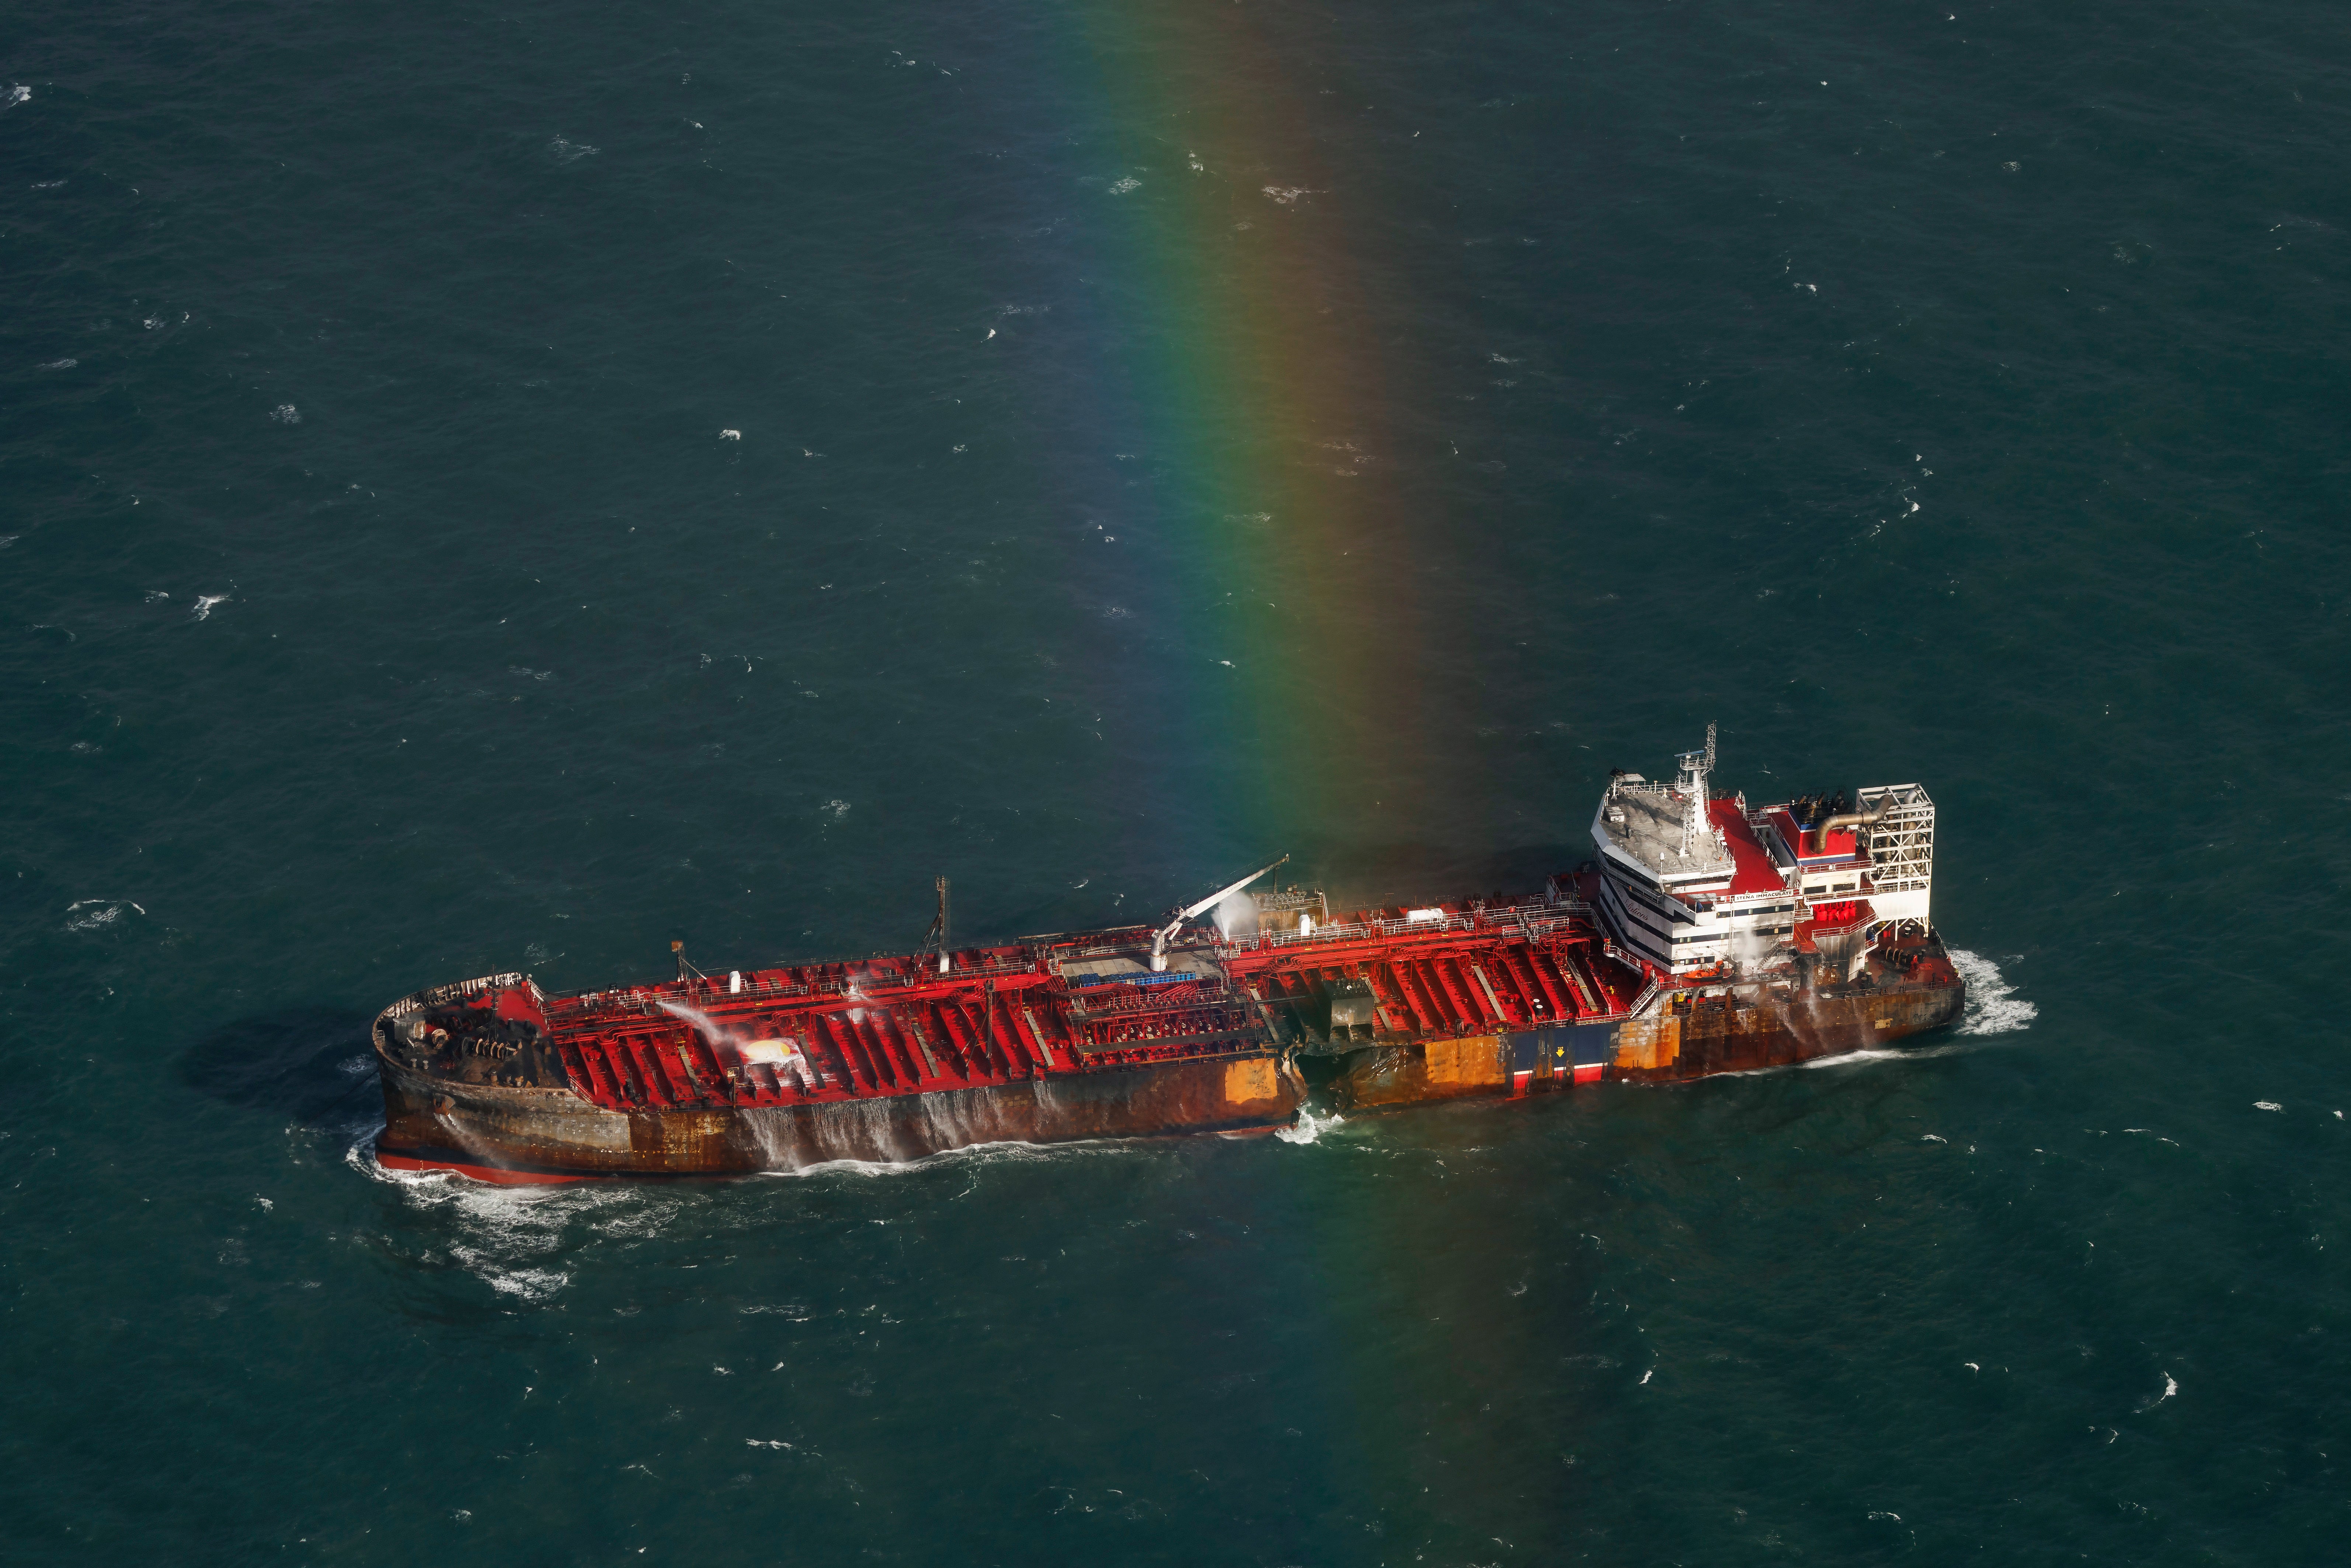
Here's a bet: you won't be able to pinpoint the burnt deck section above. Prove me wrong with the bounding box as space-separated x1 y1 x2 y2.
1227 901 1637 1046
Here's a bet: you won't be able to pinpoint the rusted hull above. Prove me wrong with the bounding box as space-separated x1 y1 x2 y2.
1332 977 1964 1110
374 1049 1303 1182
1610 979 1964 1081
1331 1034 1526 1110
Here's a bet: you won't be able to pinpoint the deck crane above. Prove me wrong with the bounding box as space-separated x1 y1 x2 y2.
1150 855 1288 971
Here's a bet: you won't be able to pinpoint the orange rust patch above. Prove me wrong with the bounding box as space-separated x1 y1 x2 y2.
1222 1057 1280 1104
1423 1035 1505 1086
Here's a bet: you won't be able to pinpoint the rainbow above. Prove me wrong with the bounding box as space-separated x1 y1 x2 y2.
1078 7 1427 854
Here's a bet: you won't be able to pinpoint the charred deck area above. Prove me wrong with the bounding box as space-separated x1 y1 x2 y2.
1234 901 1639 1048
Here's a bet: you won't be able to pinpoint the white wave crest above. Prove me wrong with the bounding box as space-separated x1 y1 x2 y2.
65 898 145 931
1950 949 2035 1035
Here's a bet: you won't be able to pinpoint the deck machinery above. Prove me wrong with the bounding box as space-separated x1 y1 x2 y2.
373 733 1964 1181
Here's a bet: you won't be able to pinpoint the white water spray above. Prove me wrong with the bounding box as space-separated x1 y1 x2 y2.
1213 890 1259 940
1277 1108 1344 1145
657 998 814 1091
655 995 730 1038
1726 919 1772 976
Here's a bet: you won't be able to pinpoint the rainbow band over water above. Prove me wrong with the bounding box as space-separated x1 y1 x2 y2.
1081 6 1426 849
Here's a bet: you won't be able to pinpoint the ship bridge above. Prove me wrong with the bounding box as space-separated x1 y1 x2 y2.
1592 728 1786 976
1591 730 1937 978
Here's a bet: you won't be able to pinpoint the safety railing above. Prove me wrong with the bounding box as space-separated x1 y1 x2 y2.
546 952 1054 1023
386 971 529 1018
1065 980 1237 1022
1238 900 1593 952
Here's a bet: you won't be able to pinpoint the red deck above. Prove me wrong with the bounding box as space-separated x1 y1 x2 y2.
486 900 1644 1115
1712 798 1787 896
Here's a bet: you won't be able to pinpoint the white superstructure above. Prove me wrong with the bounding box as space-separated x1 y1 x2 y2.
1582 729 1936 977
1847 784 1934 924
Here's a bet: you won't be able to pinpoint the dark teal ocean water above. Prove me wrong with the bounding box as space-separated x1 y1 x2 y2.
6 3 2350 1562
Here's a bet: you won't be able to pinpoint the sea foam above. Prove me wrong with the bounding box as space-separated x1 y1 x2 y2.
1949 949 2036 1035
345 1131 686 1303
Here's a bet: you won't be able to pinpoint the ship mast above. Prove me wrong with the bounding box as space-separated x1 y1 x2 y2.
1676 721 1718 860
921 876 950 973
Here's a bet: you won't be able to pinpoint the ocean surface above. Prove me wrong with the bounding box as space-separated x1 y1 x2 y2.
5 1 2348 1561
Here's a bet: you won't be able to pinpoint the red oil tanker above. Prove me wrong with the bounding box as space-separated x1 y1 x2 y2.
372 731 1963 1182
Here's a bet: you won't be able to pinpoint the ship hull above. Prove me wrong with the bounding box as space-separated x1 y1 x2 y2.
373 973 1964 1178
374 1047 1304 1182
367 832 1968 1181
1332 975 1964 1110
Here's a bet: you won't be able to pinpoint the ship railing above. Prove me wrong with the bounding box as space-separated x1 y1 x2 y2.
1065 979 1237 1021
1246 903 1589 951
547 956 1058 1025
787 969 1007 1001
745 959 1043 998
546 975 818 1022
925 955 1044 983
387 971 530 1018
1506 903 1596 941
741 976 821 1000
1059 901 1595 964
1626 977 1664 1017
552 983 772 1019
1066 1037 1269 1068
1056 941 1159 966
696 974 821 1004
545 990 665 1024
